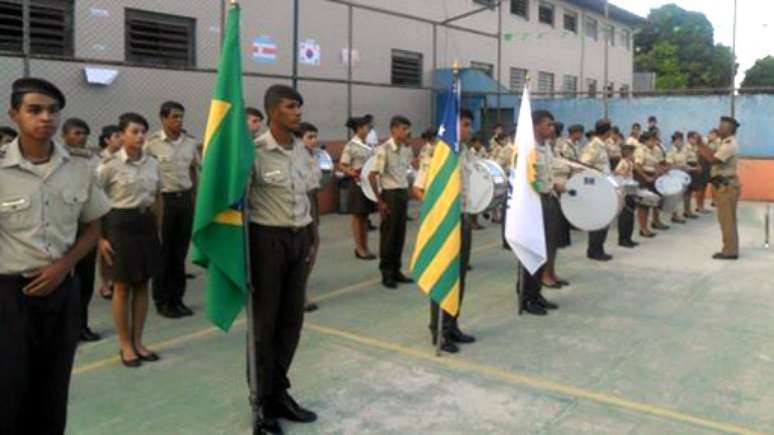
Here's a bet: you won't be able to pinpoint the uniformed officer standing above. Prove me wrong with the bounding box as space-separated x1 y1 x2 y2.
517 110 561 315
145 101 200 318
580 119 614 261
698 116 741 260
412 109 477 353
495 133 517 248
61 117 104 342
0 78 110 435
368 116 415 289
298 121 322 313
248 85 317 435
634 132 669 234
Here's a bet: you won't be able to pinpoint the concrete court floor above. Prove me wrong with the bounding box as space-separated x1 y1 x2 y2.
68 202 774 435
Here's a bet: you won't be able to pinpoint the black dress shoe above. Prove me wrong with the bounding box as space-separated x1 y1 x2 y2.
524 300 548 316
537 295 558 310
639 231 656 238
304 302 319 313
395 272 414 284
382 278 398 289
671 218 687 224
175 302 194 316
652 222 670 230
449 328 476 344
432 335 460 353
354 250 377 260
135 349 160 362
267 392 317 423
587 253 613 262
157 304 184 319
120 350 142 368
712 252 739 260
556 279 570 287
80 327 101 342
618 241 637 248
255 407 283 435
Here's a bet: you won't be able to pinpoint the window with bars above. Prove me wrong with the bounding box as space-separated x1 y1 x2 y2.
603 24 615 46
620 84 630 98
538 2 554 26
125 9 196 68
0 0 74 56
562 75 578 97
586 78 598 98
391 49 423 87
538 71 554 97
584 16 597 40
510 0 528 19
620 29 631 50
510 67 528 91
471 61 494 78
563 11 578 33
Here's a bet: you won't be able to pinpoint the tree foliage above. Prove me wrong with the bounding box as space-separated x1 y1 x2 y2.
634 4 735 90
741 56 774 88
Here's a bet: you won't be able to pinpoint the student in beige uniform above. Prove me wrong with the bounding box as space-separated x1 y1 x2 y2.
697 128 721 213
626 123 642 147
1 78 110 435
95 125 122 301
496 133 517 248
665 131 689 224
615 145 639 248
558 124 584 161
339 115 377 260
698 117 742 260
247 86 318 434
298 122 321 313
97 113 162 368
580 120 614 261
468 135 487 230
634 132 668 236
606 126 623 171
489 123 503 152
145 101 200 319
0 125 17 145
368 116 415 289
413 109 477 353
246 106 265 139
667 131 701 221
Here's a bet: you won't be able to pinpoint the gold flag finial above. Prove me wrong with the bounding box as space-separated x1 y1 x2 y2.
229 0 238 6
452 59 460 75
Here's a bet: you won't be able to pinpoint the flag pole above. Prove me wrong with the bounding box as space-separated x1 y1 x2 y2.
516 261 524 316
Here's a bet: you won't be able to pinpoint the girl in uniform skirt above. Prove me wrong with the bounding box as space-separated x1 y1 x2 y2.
96 125 123 300
97 113 161 368
339 115 377 260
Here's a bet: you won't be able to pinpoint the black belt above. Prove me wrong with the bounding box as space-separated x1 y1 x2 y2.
250 223 311 234
162 189 192 199
112 206 152 215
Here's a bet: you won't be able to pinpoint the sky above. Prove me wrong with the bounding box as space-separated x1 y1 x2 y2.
612 0 774 85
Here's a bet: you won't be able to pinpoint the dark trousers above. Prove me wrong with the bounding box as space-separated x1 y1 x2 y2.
501 199 508 247
247 224 311 405
618 196 636 243
153 190 194 307
587 227 609 257
75 247 97 330
518 264 546 302
516 194 557 303
430 215 472 336
0 274 80 435
379 189 409 278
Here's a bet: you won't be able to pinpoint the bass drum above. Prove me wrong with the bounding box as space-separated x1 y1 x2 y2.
358 155 378 202
316 149 334 187
560 170 623 231
464 159 508 214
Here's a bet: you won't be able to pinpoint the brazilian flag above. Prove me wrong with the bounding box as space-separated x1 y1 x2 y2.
192 2 254 331
410 80 463 315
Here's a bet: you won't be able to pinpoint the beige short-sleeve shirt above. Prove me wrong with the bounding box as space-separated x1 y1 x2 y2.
372 138 412 190
414 142 472 210
0 139 111 274
635 145 660 173
615 158 634 178
339 136 372 170
558 138 581 161
711 136 739 177
580 137 611 174
97 149 161 209
144 130 199 193
605 138 622 160
306 148 323 192
248 131 313 228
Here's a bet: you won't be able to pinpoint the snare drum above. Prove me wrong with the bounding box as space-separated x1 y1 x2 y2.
667 169 691 189
464 159 508 214
359 156 378 202
560 170 623 231
612 176 640 196
635 189 660 208
655 174 685 215
316 149 334 187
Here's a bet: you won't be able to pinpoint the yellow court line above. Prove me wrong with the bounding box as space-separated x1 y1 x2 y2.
305 323 765 435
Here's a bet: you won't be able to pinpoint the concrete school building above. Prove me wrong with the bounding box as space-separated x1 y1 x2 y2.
0 0 642 143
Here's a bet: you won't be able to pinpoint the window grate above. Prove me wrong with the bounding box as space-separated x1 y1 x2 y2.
391 49 423 87
0 0 73 56
510 67 528 91
125 8 196 68
510 0 528 19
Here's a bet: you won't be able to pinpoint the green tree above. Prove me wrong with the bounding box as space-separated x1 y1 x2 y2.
634 4 735 89
741 56 774 88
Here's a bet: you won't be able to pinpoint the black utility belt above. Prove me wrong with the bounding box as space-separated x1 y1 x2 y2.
250 223 311 235
111 206 152 215
709 175 737 188
162 189 192 199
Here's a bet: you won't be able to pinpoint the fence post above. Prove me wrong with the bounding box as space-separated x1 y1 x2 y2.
22 0 30 77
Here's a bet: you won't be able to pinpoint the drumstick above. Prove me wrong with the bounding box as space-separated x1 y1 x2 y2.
554 156 602 174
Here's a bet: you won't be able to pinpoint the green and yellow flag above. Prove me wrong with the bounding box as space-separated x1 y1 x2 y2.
192 2 254 331
410 81 462 315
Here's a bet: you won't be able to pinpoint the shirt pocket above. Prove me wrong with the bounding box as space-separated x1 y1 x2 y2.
60 187 88 223
0 196 33 231
260 169 289 188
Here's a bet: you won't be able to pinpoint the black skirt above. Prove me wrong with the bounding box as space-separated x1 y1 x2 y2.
349 183 376 215
104 208 161 285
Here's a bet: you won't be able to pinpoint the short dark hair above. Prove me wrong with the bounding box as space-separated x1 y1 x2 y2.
421 128 437 141
554 121 565 137
11 77 66 110
0 126 17 139
264 85 304 116
245 107 264 120
390 115 411 129
460 108 474 121
98 125 121 148
493 123 503 129
621 144 636 156
118 112 149 132
595 119 612 136
631 122 641 130
346 115 371 131
672 131 684 141
297 122 318 137
62 117 90 135
160 101 185 118
471 135 484 144
532 110 554 127
639 132 652 142
568 124 584 134
648 116 657 123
